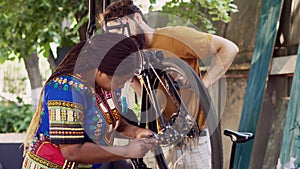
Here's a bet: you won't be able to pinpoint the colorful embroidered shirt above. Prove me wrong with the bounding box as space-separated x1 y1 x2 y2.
37 75 121 146
23 75 122 168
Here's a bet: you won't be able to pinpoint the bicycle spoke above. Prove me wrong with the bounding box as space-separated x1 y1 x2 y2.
141 55 223 169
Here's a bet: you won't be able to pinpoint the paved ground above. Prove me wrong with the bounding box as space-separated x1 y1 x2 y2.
0 133 25 143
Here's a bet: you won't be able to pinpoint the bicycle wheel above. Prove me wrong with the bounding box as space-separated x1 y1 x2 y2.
141 57 223 169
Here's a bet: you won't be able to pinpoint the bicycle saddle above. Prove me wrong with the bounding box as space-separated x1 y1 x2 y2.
224 129 254 143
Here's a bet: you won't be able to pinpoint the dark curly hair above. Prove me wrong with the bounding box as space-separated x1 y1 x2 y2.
97 0 146 27
49 33 140 81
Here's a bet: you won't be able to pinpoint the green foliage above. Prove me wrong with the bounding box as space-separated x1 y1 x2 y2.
0 0 87 63
0 98 33 133
150 0 238 33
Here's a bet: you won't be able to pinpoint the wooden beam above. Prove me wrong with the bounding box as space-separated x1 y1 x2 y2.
278 43 300 168
270 55 297 75
233 0 284 168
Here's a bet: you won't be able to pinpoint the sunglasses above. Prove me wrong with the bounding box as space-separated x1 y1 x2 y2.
104 17 132 36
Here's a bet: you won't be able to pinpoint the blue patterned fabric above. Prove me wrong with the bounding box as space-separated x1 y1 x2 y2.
36 75 119 146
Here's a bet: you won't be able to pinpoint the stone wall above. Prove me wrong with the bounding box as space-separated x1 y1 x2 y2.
221 68 249 168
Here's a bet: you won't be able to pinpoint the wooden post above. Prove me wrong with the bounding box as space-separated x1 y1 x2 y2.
233 0 284 168
278 43 300 168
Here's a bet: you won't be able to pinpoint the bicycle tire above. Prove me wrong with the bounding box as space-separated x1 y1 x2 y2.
141 57 223 169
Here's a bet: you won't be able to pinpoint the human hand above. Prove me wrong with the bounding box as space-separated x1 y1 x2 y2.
136 128 154 139
125 138 158 158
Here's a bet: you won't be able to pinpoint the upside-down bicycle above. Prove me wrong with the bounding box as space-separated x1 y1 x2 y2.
126 49 254 169
87 1 254 168
120 49 224 169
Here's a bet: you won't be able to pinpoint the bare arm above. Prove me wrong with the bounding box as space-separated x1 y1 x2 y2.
59 136 156 164
59 117 155 164
117 117 153 138
201 35 239 88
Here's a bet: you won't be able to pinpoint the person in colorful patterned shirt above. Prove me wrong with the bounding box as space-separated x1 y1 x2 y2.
22 33 157 169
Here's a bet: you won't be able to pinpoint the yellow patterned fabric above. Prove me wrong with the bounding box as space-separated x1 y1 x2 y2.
22 152 78 169
48 100 85 144
22 152 63 169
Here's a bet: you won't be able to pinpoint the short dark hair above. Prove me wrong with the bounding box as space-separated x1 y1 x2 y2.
98 0 146 27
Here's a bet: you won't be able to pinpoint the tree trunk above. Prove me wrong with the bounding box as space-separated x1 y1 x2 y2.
23 53 43 108
48 49 57 71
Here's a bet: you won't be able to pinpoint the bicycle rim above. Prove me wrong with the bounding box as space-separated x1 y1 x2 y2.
141 57 223 169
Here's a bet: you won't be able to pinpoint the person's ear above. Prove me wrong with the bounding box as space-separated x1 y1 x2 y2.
134 13 143 24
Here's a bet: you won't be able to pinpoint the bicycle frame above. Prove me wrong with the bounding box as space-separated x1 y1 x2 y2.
130 50 201 169
141 50 199 137
86 1 217 168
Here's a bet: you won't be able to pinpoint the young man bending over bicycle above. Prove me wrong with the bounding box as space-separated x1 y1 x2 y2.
97 0 239 168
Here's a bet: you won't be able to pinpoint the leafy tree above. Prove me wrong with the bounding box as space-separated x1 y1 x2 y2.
148 0 238 33
0 0 88 105
0 0 87 63
0 0 237 105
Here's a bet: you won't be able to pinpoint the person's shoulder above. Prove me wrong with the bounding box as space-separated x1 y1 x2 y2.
156 26 200 32
156 26 210 38
154 26 188 39
155 26 185 34
45 75 90 93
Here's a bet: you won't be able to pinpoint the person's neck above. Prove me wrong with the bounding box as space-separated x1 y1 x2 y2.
143 25 155 48
78 69 96 87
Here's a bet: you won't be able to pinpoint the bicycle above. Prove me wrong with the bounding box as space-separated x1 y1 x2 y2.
121 49 224 169
87 2 223 167
129 50 255 169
